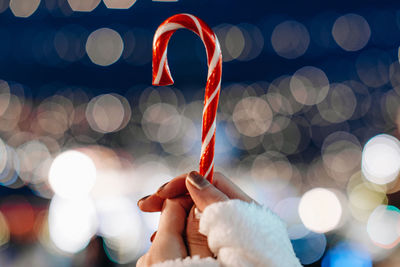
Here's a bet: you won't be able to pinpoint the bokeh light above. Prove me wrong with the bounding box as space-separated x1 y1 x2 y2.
317 83 356 123
67 0 100 12
332 13 371 51
271 20 310 59
9 0 40 18
48 196 98 253
0 196 35 241
367 205 400 248
291 232 327 265
0 1 399 265
86 28 124 66
322 242 372 267
232 97 273 137
299 188 342 233
48 150 97 199
362 134 400 185
103 0 137 9
0 211 9 248
86 94 131 133
290 66 329 105
356 49 390 88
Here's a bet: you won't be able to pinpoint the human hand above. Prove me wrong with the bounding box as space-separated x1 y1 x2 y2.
137 171 255 262
136 195 193 266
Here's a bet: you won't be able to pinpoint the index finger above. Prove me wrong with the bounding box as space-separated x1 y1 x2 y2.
157 172 254 203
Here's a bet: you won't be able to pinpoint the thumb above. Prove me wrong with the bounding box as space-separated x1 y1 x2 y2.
186 171 229 212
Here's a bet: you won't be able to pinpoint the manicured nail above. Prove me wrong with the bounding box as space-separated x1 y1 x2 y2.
137 195 150 206
150 231 157 242
187 171 209 190
156 182 168 194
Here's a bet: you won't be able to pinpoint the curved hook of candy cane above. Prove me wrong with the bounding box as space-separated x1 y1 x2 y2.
152 14 222 182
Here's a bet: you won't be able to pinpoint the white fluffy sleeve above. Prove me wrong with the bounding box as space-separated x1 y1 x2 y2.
199 199 301 267
152 200 301 267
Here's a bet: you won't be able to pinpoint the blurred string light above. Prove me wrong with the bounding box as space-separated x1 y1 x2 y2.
0 196 35 241
291 231 327 265
54 25 88 63
322 242 372 267
0 80 10 116
232 96 272 137
48 150 97 199
356 49 391 88
9 0 40 18
0 211 9 248
271 20 310 59
362 134 400 185
122 28 152 65
0 0 9 13
298 188 342 233
290 66 329 106
103 0 137 9
332 13 371 51
347 171 388 222
273 197 309 240
321 131 361 184
213 23 264 62
86 94 131 133
67 0 100 12
317 83 356 123
367 205 400 249
86 28 124 66
48 196 98 253
96 196 144 263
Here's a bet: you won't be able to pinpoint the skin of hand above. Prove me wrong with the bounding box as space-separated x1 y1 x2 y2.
137 171 254 265
136 195 193 266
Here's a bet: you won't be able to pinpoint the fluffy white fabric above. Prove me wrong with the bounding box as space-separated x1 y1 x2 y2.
151 255 219 267
152 200 301 267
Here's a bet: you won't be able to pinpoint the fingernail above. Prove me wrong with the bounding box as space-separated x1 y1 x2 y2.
156 182 168 194
194 207 202 219
137 195 150 206
150 231 157 242
187 171 209 190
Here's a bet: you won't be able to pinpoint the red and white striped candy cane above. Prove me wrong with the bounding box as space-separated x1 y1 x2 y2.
152 14 222 182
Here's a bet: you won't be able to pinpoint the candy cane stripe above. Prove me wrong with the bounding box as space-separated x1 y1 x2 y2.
203 80 221 113
152 14 222 182
201 118 216 156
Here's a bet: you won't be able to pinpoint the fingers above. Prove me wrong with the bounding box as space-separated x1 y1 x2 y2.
137 194 164 212
144 196 193 265
157 196 193 234
185 171 229 212
156 173 188 199
213 172 254 203
138 171 254 213
185 206 213 258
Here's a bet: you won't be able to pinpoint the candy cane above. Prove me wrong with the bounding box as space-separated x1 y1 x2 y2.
152 14 222 182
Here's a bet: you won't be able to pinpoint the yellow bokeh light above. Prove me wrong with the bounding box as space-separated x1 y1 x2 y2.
0 211 10 248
